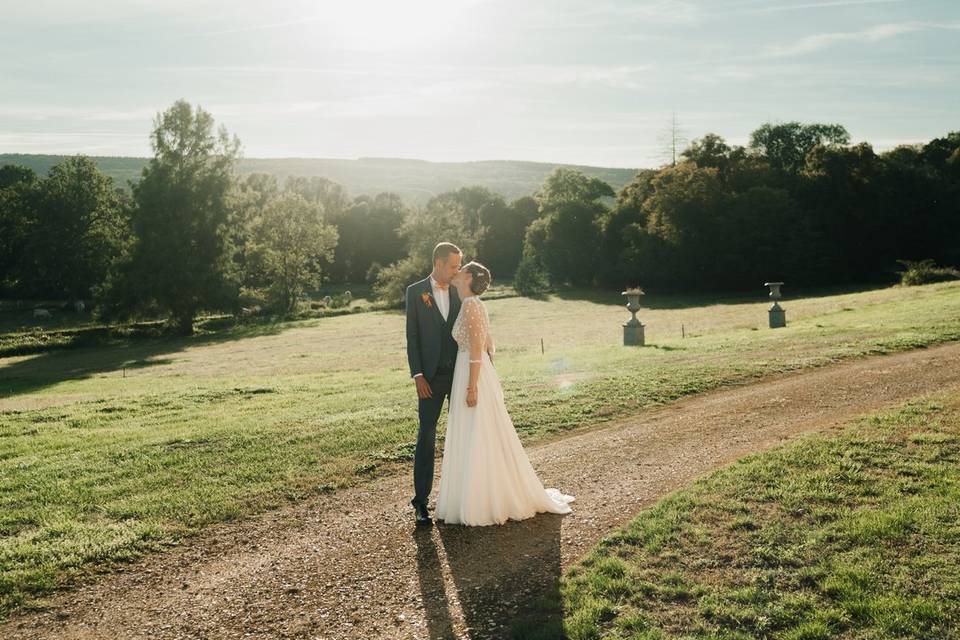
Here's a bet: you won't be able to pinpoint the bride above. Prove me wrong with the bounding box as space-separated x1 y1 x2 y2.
434 260 575 526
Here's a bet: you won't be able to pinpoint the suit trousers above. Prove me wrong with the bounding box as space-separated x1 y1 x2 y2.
411 367 454 508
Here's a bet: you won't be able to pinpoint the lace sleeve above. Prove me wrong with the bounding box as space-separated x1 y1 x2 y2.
464 297 488 363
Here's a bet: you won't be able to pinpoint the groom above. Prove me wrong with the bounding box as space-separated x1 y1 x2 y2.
406 242 463 525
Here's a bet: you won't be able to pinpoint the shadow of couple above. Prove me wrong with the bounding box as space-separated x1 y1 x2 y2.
413 513 566 639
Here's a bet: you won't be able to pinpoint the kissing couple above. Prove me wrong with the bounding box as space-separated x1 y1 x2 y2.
405 242 575 526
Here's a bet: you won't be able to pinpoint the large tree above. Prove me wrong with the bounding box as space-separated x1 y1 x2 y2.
21 156 129 302
798 142 887 281
326 192 406 283
0 165 39 295
103 100 242 334
477 195 540 277
246 191 338 313
749 122 850 174
640 162 724 288
521 168 614 286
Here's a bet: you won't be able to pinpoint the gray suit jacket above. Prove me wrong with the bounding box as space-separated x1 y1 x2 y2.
405 276 461 380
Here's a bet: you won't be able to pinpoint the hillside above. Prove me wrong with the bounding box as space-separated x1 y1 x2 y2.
0 154 640 205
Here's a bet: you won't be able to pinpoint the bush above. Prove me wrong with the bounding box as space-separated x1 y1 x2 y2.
514 254 551 296
365 261 383 284
896 259 960 286
328 291 352 309
373 255 429 307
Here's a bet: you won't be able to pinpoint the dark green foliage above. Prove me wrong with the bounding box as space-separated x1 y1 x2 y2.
513 253 551 296
0 166 39 295
521 168 615 287
749 122 850 174
22 157 130 302
477 195 540 277
325 192 407 283
0 159 128 301
600 125 960 293
2 120 959 310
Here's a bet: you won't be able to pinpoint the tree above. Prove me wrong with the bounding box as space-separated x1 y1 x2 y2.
920 131 960 173
799 142 885 281
521 168 614 286
749 122 850 174
21 156 129 301
657 112 688 167
681 133 732 171
535 167 614 211
919 132 960 266
232 173 281 291
0 165 39 295
597 169 657 286
326 192 406 283
717 186 819 287
477 195 540 277
635 163 724 289
103 100 242 335
246 191 338 314
284 175 350 220
373 186 495 305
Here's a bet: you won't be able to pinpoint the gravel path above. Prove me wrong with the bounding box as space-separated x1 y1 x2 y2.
5 342 960 640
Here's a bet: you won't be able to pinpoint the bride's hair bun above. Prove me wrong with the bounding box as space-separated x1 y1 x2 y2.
464 261 491 295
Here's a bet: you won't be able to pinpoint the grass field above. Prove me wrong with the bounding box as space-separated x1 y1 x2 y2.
1 281 960 617
557 392 960 640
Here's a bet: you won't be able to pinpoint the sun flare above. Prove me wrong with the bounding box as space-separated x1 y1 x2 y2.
320 0 476 52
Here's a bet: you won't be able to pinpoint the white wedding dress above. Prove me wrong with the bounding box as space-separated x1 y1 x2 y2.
435 295 575 526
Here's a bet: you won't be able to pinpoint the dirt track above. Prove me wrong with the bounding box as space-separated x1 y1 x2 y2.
5 342 960 640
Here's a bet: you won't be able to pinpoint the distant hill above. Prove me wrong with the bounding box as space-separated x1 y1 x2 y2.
0 154 640 205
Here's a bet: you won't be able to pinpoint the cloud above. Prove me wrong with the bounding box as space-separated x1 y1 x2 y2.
0 105 156 122
764 21 960 57
740 0 904 14
145 62 656 91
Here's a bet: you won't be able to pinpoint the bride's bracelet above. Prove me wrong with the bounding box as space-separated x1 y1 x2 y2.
469 359 482 363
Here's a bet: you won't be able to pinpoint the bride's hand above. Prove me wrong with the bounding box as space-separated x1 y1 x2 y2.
466 386 478 407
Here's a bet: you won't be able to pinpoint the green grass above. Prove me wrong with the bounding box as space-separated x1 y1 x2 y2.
558 394 960 639
1 281 960 618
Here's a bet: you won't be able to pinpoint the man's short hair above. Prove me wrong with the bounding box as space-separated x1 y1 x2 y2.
433 242 462 264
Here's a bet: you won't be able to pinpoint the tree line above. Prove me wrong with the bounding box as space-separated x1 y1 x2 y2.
1 99 957 335
516 123 959 294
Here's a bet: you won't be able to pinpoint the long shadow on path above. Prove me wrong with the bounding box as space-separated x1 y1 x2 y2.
415 514 566 639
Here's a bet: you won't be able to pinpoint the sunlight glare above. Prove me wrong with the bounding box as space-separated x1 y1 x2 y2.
322 0 476 51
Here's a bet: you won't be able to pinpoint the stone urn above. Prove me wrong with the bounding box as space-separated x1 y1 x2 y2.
764 281 786 328
622 287 645 346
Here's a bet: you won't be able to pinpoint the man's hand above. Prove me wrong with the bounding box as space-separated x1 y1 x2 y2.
415 376 433 399
466 386 478 407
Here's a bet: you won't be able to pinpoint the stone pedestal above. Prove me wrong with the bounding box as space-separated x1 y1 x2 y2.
622 288 645 346
768 302 786 328
764 282 786 328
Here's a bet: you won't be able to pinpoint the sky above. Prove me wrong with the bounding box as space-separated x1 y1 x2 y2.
0 0 957 168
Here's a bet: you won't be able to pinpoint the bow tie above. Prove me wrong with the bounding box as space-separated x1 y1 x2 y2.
434 281 449 290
